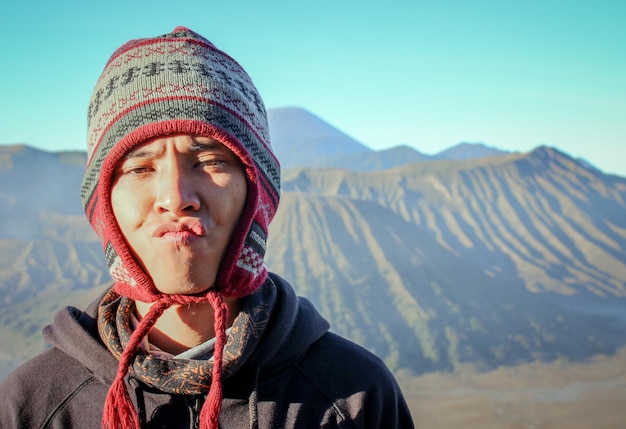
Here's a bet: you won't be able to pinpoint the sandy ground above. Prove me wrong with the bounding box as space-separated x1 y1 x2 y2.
398 349 626 429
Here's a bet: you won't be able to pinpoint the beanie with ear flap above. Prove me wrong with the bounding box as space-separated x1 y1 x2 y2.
82 26 280 301
81 27 280 429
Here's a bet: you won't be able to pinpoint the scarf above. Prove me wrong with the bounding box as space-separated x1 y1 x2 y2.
98 279 277 428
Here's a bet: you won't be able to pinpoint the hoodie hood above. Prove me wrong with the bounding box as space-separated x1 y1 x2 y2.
246 273 330 372
43 293 118 385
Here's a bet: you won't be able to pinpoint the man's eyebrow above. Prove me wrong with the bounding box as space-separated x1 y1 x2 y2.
190 141 222 152
123 148 154 159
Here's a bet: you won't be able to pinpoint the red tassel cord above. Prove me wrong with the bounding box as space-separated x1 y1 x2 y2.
199 291 229 429
102 299 173 429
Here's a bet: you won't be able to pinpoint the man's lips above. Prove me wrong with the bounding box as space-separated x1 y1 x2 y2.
152 220 206 238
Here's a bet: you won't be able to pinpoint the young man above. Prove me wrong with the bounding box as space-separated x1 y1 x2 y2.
0 27 414 428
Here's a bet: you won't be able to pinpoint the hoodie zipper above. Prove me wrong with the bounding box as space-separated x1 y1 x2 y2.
187 394 204 429
129 377 146 426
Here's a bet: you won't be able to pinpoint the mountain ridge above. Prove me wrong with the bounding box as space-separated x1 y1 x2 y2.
0 111 625 379
1 107 615 176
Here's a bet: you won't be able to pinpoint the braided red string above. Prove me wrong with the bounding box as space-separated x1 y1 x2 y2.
199 290 229 429
102 299 173 429
101 293 229 429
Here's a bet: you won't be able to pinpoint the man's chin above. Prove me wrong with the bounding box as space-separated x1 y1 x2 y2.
153 277 216 297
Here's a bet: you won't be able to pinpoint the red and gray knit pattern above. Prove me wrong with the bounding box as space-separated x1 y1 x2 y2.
81 26 281 303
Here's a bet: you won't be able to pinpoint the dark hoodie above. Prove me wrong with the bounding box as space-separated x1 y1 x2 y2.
0 274 414 428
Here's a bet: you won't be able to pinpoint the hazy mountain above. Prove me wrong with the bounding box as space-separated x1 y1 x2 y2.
0 137 625 379
0 145 109 363
280 146 626 297
272 146 626 371
575 156 602 173
311 144 431 172
434 142 512 160
267 107 372 168
266 108 513 171
0 144 86 229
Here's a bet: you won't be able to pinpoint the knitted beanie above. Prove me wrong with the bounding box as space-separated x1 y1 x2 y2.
82 26 280 302
81 27 280 429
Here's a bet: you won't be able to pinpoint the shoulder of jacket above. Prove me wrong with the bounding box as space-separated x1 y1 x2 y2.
305 332 389 370
292 332 398 398
291 332 412 427
0 347 105 428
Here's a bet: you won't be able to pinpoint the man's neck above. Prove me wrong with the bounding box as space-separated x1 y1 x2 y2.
135 297 240 355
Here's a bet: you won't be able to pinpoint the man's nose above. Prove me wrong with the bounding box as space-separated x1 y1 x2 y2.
154 162 201 214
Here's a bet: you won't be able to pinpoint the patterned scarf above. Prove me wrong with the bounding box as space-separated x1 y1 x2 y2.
98 278 276 425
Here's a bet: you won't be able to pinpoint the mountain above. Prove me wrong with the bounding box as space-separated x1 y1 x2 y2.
279 146 626 298
267 107 372 168
576 156 602 173
311 144 430 172
0 145 109 364
266 108 513 171
272 146 626 371
0 144 86 227
434 142 512 160
0 137 625 379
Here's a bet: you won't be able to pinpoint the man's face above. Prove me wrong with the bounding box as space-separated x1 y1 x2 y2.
110 134 247 295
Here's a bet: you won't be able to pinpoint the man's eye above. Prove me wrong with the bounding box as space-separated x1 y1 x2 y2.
124 166 153 175
198 159 227 168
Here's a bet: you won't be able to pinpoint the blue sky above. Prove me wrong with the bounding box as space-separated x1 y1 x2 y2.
1 1 625 176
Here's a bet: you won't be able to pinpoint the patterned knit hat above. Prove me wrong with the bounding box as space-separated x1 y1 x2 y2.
81 27 280 429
